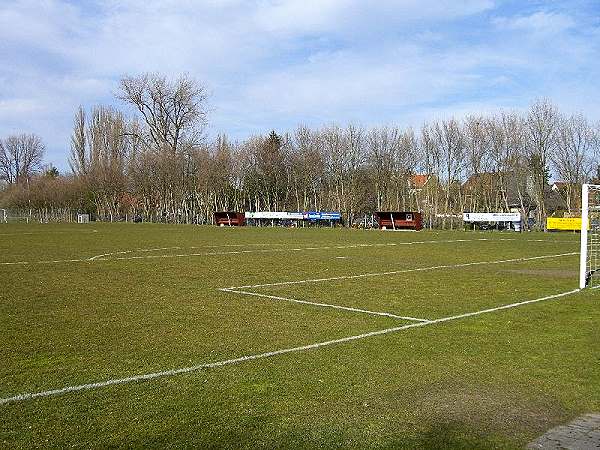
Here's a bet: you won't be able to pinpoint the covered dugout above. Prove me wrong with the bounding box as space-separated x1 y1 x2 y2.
375 212 423 231
214 212 245 226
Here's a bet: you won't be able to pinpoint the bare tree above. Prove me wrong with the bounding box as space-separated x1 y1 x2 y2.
69 106 87 175
419 123 442 227
289 125 324 211
499 112 532 224
117 73 208 153
367 126 398 211
433 119 465 228
463 116 491 211
464 115 490 177
344 124 368 220
323 125 351 212
527 99 558 227
0 134 45 184
551 113 596 212
68 105 131 220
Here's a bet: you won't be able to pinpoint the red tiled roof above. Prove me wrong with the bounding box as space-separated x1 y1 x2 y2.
410 174 429 188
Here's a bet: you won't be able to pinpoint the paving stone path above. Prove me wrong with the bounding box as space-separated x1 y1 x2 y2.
528 413 600 449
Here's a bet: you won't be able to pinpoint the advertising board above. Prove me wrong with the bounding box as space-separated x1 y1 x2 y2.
463 212 521 223
546 217 585 231
244 211 304 220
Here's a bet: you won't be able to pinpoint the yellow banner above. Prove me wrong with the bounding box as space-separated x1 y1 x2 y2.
546 217 585 231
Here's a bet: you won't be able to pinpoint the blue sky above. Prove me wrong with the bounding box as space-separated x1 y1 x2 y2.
1 0 599 170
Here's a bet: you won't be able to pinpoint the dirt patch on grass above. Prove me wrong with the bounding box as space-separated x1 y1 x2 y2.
502 269 579 279
413 382 567 440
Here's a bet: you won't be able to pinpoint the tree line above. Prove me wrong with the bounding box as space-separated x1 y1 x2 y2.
1 73 599 228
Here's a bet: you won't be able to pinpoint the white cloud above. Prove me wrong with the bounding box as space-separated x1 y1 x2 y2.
0 98 45 118
0 0 83 51
252 0 495 37
493 11 575 35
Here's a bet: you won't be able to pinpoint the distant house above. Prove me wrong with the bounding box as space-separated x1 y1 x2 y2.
408 174 436 192
461 172 534 211
462 172 500 192
407 174 439 213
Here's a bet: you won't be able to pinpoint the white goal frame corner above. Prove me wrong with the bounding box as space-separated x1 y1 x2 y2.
579 183 600 289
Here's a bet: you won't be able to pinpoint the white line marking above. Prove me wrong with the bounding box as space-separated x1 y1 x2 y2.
0 245 290 265
103 240 480 261
0 230 99 236
87 243 297 261
0 288 581 405
0 238 578 266
220 288 431 322
88 246 183 261
229 252 579 289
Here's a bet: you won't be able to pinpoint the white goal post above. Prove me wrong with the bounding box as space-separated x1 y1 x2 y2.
0 209 6 223
580 184 600 289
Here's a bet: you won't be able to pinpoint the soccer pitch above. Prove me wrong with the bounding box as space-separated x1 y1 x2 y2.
1 224 599 448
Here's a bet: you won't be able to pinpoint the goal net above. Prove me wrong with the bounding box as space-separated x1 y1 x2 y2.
0 210 31 223
580 184 600 288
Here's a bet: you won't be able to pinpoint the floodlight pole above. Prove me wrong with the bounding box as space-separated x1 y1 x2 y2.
579 184 589 289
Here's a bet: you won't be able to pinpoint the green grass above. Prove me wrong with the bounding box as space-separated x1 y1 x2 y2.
0 223 598 449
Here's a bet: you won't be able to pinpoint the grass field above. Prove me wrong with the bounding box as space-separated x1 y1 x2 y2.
1 223 599 449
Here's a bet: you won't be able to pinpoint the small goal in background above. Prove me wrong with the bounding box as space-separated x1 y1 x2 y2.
77 214 90 224
580 184 600 288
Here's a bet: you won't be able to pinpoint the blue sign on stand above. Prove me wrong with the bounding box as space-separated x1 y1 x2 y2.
303 211 342 221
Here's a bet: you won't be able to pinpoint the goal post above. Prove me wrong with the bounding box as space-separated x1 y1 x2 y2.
580 184 600 289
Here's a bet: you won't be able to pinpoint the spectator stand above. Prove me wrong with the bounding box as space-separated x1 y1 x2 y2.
374 212 423 231
214 212 246 227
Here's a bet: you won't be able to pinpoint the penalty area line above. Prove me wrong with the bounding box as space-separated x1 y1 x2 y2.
0 287 580 406
220 288 431 322
230 252 578 289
